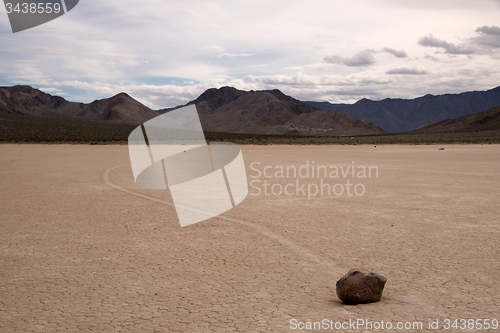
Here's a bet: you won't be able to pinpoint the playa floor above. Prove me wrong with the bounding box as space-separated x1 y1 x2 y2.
1 144 499 332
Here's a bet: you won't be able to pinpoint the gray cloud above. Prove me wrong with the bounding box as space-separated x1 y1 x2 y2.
419 26 500 55
471 25 500 48
324 50 376 67
382 47 407 58
1 1 498 107
475 25 500 35
386 67 427 75
418 34 476 54
424 54 439 61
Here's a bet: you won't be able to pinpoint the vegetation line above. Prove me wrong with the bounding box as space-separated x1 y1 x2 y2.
1 113 499 145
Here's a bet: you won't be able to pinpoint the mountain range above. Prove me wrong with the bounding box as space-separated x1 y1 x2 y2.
305 86 500 133
0 85 158 125
0 85 387 136
2 84 500 139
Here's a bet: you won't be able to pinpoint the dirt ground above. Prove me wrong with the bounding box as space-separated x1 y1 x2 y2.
1 144 499 332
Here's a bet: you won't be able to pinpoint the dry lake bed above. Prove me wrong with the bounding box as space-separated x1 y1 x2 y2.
1 144 499 332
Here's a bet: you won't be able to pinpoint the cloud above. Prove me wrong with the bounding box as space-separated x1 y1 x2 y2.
244 72 392 90
203 45 225 53
39 87 63 93
424 54 439 61
55 80 221 109
243 72 394 102
244 73 316 85
475 25 500 35
418 34 476 55
382 47 407 58
386 67 427 75
1 2 499 109
324 50 376 67
217 53 253 58
202 46 254 58
471 25 500 48
418 26 500 55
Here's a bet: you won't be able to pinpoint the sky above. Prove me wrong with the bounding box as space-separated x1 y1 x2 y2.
1 0 499 109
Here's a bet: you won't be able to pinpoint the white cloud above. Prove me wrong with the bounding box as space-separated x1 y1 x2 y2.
203 45 226 53
217 53 253 58
39 87 63 93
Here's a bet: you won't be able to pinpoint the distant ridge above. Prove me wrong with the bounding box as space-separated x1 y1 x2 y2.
305 86 500 133
413 105 500 133
0 85 158 125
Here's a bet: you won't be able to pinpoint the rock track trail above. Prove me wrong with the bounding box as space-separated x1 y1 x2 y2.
103 163 326 267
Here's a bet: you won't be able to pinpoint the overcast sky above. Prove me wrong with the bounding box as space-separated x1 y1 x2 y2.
1 0 499 109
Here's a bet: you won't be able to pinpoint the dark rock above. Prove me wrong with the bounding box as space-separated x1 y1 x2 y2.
439 148 445 150
336 269 387 304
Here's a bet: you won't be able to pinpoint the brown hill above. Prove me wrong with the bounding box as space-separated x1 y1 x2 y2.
0 85 158 125
0 85 83 117
413 105 500 133
190 86 246 114
183 87 387 136
78 93 158 124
